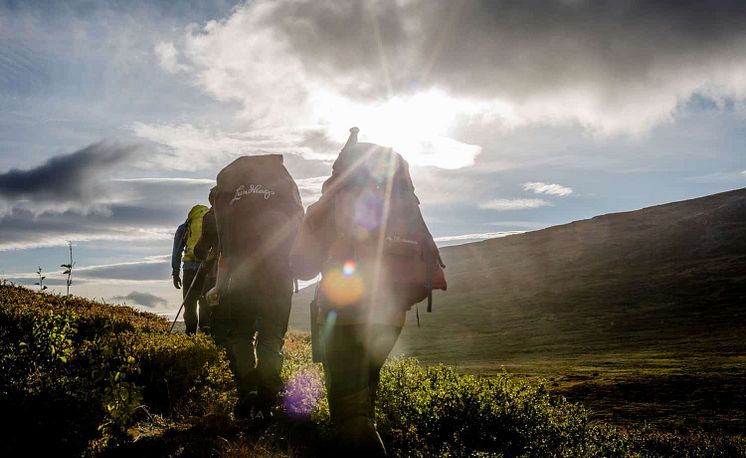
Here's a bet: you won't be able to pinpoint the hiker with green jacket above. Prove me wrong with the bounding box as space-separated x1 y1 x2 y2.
171 204 210 335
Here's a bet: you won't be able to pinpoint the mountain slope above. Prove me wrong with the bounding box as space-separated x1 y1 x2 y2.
291 188 746 365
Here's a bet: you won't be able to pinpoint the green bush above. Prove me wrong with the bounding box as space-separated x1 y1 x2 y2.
0 285 234 455
376 358 629 457
626 427 746 458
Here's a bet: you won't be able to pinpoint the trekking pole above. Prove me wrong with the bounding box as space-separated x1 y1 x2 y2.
170 262 206 333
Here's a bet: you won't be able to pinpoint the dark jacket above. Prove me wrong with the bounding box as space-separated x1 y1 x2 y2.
171 223 186 275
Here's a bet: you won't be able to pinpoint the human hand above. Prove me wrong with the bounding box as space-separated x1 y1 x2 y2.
173 275 182 289
206 286 220 307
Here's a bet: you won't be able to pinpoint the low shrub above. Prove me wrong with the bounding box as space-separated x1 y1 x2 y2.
626 427 746 457
0 285 234 455
2 284 743 457
376 358 629 457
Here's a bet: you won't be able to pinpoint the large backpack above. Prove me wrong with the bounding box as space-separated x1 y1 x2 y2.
213 155 304 295
314 128 446 311
182 205 209 263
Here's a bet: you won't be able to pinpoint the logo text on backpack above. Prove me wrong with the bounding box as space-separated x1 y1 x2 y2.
230 184 276 205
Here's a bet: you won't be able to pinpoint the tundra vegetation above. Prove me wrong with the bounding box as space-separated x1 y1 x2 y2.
1 284 743 457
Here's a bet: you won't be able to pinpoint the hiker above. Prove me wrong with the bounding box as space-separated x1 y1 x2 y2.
210 155 304 418
194 187 219 334
171 204 211 335
291 127 446 456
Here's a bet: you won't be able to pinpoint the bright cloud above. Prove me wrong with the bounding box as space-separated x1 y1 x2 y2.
523 182 574 197
158 3 484 170
434 231 524 243
484 221 552 230
3 256 170 283
0 227 173 252
312 89 484 169
262 0 746 136
479 199 550 211
74 255 170 274
132 122 333 171
113 178 216 185
181 2 311 126
141 0 746 177
154 41 190 74
137 0 746 174
295 176 326 206
685 171 746 183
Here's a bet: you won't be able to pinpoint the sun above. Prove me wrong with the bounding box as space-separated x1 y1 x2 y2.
317 89 455 147
311 88 485 169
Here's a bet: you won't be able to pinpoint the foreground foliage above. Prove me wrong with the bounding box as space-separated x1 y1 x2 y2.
1 284 743 457
0 284 233 455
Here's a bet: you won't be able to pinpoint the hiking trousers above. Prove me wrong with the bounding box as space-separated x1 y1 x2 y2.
182 268 210 334
322 323 402 457
212 284 293 409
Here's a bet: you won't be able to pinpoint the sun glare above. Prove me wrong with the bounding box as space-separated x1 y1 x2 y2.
312 89 485 169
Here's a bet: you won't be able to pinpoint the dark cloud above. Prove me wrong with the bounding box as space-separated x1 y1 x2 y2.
268 0 746 100
0 174 219 250
112 291 168 308
78 259 171 282
110 178 214 208
0 204 181 250
283 154 334 179
299 129 338 158
3 277 77 288
0 141 138 204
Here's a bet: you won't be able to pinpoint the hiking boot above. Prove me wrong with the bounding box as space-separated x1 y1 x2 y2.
337 416 387 457
255 402 275 422
234 391 259 420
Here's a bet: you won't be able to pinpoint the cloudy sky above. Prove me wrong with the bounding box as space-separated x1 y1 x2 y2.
2 0 745 316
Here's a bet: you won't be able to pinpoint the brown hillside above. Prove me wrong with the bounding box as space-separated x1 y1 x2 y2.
291 188 746 367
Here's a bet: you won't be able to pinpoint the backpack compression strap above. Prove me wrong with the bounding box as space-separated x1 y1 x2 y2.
425 245 434 312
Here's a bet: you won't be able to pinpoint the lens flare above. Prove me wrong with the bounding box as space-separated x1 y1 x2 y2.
354 192 384 230
342 260 356 277
321 310 337 341
282 367 324 419
321 265 364 306
366 150 398 183
354 226 371 241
